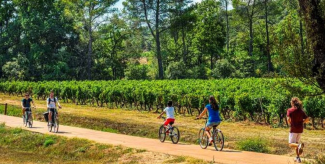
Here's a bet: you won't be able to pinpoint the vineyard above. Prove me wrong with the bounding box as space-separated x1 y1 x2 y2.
0 78 324 128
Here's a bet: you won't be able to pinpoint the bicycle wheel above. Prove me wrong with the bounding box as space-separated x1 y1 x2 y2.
24 114 28 127
213 129 224 151
158 125 166 142
199 128 208 149
28 115 33 128
48 122 52 132
170 127 180 144
53 118 59 133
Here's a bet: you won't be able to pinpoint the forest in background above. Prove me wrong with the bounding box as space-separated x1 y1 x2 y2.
1 0 324 82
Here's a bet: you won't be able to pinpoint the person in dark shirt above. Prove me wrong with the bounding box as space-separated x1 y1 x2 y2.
21 93 36 120
287 97 309 163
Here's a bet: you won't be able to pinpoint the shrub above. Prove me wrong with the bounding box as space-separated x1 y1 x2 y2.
165 61 188 79
43 138 55 147
125 62 149 80
212 59 243 78
236 137 270 153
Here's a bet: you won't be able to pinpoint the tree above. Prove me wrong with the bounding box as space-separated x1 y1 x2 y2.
2 54 29 80
192 0 226 69
297 0 325 92
220 0 230 56
264 0 273 72
124 0 171 79
73 0 118 80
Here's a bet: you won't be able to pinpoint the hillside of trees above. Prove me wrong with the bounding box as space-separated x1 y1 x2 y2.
1 0 325 84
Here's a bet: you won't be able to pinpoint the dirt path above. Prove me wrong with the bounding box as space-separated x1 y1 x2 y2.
0 115 296 164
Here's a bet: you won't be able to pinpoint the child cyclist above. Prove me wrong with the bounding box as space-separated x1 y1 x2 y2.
157 101 175 131
197 95 222 145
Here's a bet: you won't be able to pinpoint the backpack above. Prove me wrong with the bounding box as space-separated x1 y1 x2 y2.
48 97 57 104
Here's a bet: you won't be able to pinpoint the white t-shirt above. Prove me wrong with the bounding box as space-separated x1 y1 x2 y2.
47 97 58 108
164 107 175 119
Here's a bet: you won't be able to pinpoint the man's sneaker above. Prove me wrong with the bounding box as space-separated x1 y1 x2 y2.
298 143 304 155
295 157 302 163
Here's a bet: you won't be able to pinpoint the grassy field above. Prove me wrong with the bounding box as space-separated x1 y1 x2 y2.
0 123 209 164
1 94 324 160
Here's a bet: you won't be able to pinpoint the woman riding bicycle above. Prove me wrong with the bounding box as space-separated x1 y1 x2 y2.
47 91 61 124
197 95 222 145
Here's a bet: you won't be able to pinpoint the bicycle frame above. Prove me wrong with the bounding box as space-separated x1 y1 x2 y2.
24 108 32 120
161 116 173 131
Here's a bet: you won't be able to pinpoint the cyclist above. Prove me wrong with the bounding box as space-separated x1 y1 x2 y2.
287 97 309 163
197 95 222 146
47 91 61 124
21 93 36 122
157 101 175 132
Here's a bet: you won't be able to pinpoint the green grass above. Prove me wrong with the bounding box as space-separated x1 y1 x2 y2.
236 137 270 153
303 155 325 164
0 125 208 164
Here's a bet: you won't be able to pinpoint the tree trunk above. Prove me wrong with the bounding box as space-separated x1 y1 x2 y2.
298 0 325 91
210 53 213 70
285 115 289 127
299 19 304 55
156 35 164 79
181 25 187 64
156 0 163 79
265 0 273 72
87 5 93 80
311 117 316 129
225 0 229 56
249 18 253 57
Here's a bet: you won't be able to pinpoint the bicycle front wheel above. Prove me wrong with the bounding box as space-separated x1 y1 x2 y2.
24 114 28 127
158 125 166 142
213 129 224 151
199 128 208 149
53 118 59 133
48 122 52 132
170 127 180 144
28 115 33 128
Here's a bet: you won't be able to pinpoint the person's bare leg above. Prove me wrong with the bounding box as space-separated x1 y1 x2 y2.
49 111 52 123
289 143 300 158
205 127 211 138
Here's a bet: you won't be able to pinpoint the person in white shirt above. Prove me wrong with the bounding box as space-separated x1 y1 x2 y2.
47 91 62 124
157 101 175 127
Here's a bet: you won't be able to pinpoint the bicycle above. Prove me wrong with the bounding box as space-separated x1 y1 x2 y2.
47 108 59 133
196 117 224 151
23 107 34 128
158 116 180 144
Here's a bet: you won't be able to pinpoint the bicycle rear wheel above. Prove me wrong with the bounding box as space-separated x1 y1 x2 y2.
158 125 166 142
213 129 224 151
199 128 208 149
170 127 180 144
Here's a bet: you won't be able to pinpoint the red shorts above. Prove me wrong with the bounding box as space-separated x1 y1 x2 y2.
164 118 175 126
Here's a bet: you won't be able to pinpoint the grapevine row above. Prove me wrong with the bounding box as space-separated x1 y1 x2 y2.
0 78 324 127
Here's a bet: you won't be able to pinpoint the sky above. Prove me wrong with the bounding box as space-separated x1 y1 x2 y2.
113 0 233 10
